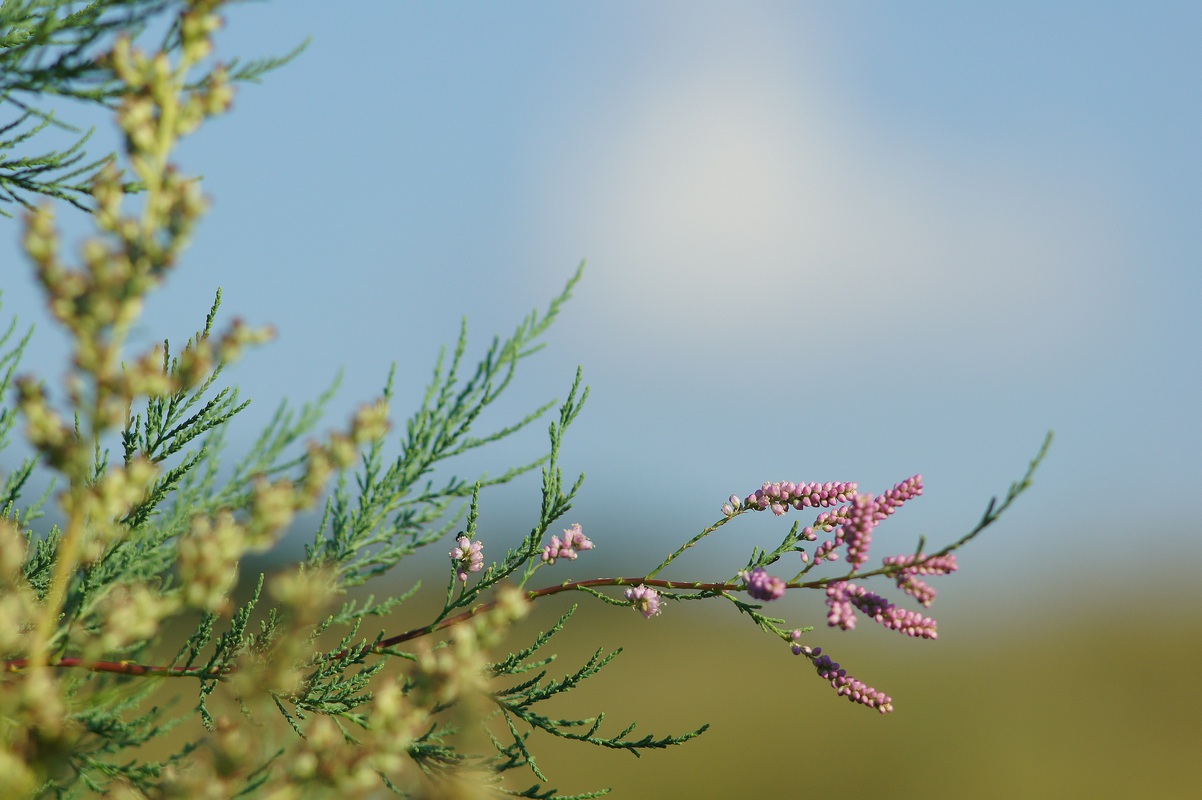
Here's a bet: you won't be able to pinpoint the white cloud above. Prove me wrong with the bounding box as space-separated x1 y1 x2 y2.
528 21 1120 372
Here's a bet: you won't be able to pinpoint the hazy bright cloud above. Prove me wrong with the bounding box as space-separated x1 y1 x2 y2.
528 12 1122 372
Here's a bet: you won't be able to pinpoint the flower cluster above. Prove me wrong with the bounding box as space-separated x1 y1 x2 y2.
624 584 662 618
825 580 938 638
449 536 484 582
741 567 787 601
540 523 594 564
713 470 971 712
793 475 924 570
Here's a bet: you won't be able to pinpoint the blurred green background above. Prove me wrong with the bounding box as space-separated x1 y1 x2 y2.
499 582 1202 798
143 558 1201 799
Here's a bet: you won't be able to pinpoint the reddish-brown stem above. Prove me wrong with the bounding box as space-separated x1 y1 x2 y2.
3 656 229 680
378 576 741 648
2 562 922 679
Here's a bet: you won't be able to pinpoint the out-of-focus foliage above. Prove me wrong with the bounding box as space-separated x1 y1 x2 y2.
0 0 303 214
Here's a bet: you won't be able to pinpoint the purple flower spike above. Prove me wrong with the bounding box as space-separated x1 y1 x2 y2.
875 474 923 519
882 553 958 607
811 653 894 713
742 481 857 516
882 552 958 576
825 581 858 630
742 567 787 601
826 580 938 639
842 494 878 571
449 535 484 582
624 584 662 619
851 587 938 639
896 574 938 606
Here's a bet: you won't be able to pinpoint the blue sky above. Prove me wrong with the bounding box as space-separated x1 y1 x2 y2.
4 2 1200 611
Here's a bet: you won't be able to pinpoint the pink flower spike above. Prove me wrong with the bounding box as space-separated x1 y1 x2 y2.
811 653 894 713
842 494 878 571
881 553 958 607
875 474 923 519
825 581 858 630
826 580 938 638
882 552 958 576
624 584 662 618
897 574 938 606
742 481 857 515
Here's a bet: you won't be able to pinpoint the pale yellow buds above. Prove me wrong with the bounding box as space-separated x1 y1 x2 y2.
202 66 235 117
95 583 180 653
14 377 84 476
217 319 276 364
121 344 178 398
246 477 297 545
21 204 60 270
91 165 125 231
0 519 28 583
351 399 391 444
178 511 245 613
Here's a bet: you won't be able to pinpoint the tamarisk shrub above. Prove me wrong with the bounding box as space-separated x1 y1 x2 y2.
0 2 1051 797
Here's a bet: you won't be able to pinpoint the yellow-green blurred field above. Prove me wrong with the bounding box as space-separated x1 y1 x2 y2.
510 588 1201 799
136 576 1200 799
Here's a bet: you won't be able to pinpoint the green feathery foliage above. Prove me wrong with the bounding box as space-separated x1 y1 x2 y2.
0 0 304 214
0 3 1050 798
0 305 38 518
